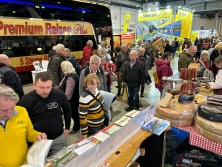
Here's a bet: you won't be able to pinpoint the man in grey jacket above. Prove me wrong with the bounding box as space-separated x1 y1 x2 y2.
47 44 66 88
79 55 107 95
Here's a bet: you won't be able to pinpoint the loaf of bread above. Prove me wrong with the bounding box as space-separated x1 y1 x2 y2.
155 112 194 127
195 113 222 136
194 123 222 143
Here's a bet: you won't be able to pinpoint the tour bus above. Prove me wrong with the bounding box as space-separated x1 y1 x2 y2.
0 17 97 82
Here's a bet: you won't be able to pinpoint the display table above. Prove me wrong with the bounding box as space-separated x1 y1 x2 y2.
99 130 152 167
175 126 222 156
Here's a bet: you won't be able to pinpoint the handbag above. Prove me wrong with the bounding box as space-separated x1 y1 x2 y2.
84 90 109 126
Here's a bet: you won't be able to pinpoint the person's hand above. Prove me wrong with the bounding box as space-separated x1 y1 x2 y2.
81 134 87 139
63 129 69 137
123 82 127 87
36 133 47 141
105 72 108 75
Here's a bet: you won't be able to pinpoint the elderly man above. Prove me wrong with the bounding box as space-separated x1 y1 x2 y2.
19 72 71 156
124 49 144 111
115 44 129 96
64 48 81 75
98 41 108 51
81 40 93 68
178 45 197 70
79 55 107 95
0 85 47 166
47 43 66 88
0 54 24 99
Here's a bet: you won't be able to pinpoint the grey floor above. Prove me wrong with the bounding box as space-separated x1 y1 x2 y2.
23 56 179 145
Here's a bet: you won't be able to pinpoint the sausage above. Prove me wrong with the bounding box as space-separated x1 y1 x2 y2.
180 68 184 79
184 68 188 80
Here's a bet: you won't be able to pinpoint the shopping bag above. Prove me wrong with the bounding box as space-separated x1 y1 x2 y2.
122 87 127 100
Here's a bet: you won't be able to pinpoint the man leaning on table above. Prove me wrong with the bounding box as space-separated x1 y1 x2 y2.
19 72 72 156
0 85 47 167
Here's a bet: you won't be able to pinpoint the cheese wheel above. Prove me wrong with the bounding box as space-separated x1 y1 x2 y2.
156 100 195 119
195 113 222 136
194 123 222 144
154 112 194 127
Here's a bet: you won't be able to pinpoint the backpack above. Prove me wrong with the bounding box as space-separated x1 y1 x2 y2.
153 70 159 84
153 65 164 84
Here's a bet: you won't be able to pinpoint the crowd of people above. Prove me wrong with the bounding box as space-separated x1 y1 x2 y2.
2 36 222 166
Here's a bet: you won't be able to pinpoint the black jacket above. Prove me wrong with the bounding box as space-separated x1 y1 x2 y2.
0 63 24 99
124 59 145 87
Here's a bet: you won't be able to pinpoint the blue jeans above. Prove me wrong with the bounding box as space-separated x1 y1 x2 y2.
88 124 105 136
128 86 140 109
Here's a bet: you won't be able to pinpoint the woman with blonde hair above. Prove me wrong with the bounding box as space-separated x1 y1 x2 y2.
79 73 105 139
210 42 222 75
59 61 80 135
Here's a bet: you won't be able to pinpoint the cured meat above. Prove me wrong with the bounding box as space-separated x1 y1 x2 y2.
208 94 222 99
200 104 222 114
180 68 184 79
207 100 222 106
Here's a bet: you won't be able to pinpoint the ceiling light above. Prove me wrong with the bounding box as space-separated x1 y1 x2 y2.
42 6 45 9
139 9 141 13
35 5 40 8
82 11 85 13
156 8 159 10
178 6 181 8
57 1 60 4
167 6 170 9
148 8 151 11
192 10 195 12
12 11 16 13
183 7 185 10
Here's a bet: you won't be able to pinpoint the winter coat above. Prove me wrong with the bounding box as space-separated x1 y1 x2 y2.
47 53 65 86
81 45 92 67
138 54 151 77
124 59 145 87
178 52 194 70
155 59 173 88
102 62 116 84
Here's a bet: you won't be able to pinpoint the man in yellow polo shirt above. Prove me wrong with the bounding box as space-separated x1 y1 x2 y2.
0 85 47 167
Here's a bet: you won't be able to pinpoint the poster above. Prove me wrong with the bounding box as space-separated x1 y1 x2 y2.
190 31 199 43
137 9 193 42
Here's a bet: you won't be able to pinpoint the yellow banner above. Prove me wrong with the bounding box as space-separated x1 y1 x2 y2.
122 13 131 33
0 18 95 36
138 9 172 22
175 9 193 38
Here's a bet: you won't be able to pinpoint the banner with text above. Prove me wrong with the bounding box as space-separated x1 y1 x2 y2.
137 9 193 42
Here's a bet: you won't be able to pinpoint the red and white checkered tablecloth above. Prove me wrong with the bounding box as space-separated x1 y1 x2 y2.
176 126 222 156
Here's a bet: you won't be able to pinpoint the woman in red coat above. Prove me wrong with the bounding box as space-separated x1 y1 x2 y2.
81 40 93 68
100 55 116 92
155 52 173 96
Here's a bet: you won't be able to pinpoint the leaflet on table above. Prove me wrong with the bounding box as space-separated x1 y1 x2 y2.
115 116 131 126
20 140 53 167
46 145 78 167
46 138 95 166
125 110 141 118
142 117 170 136
101 123 121 135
